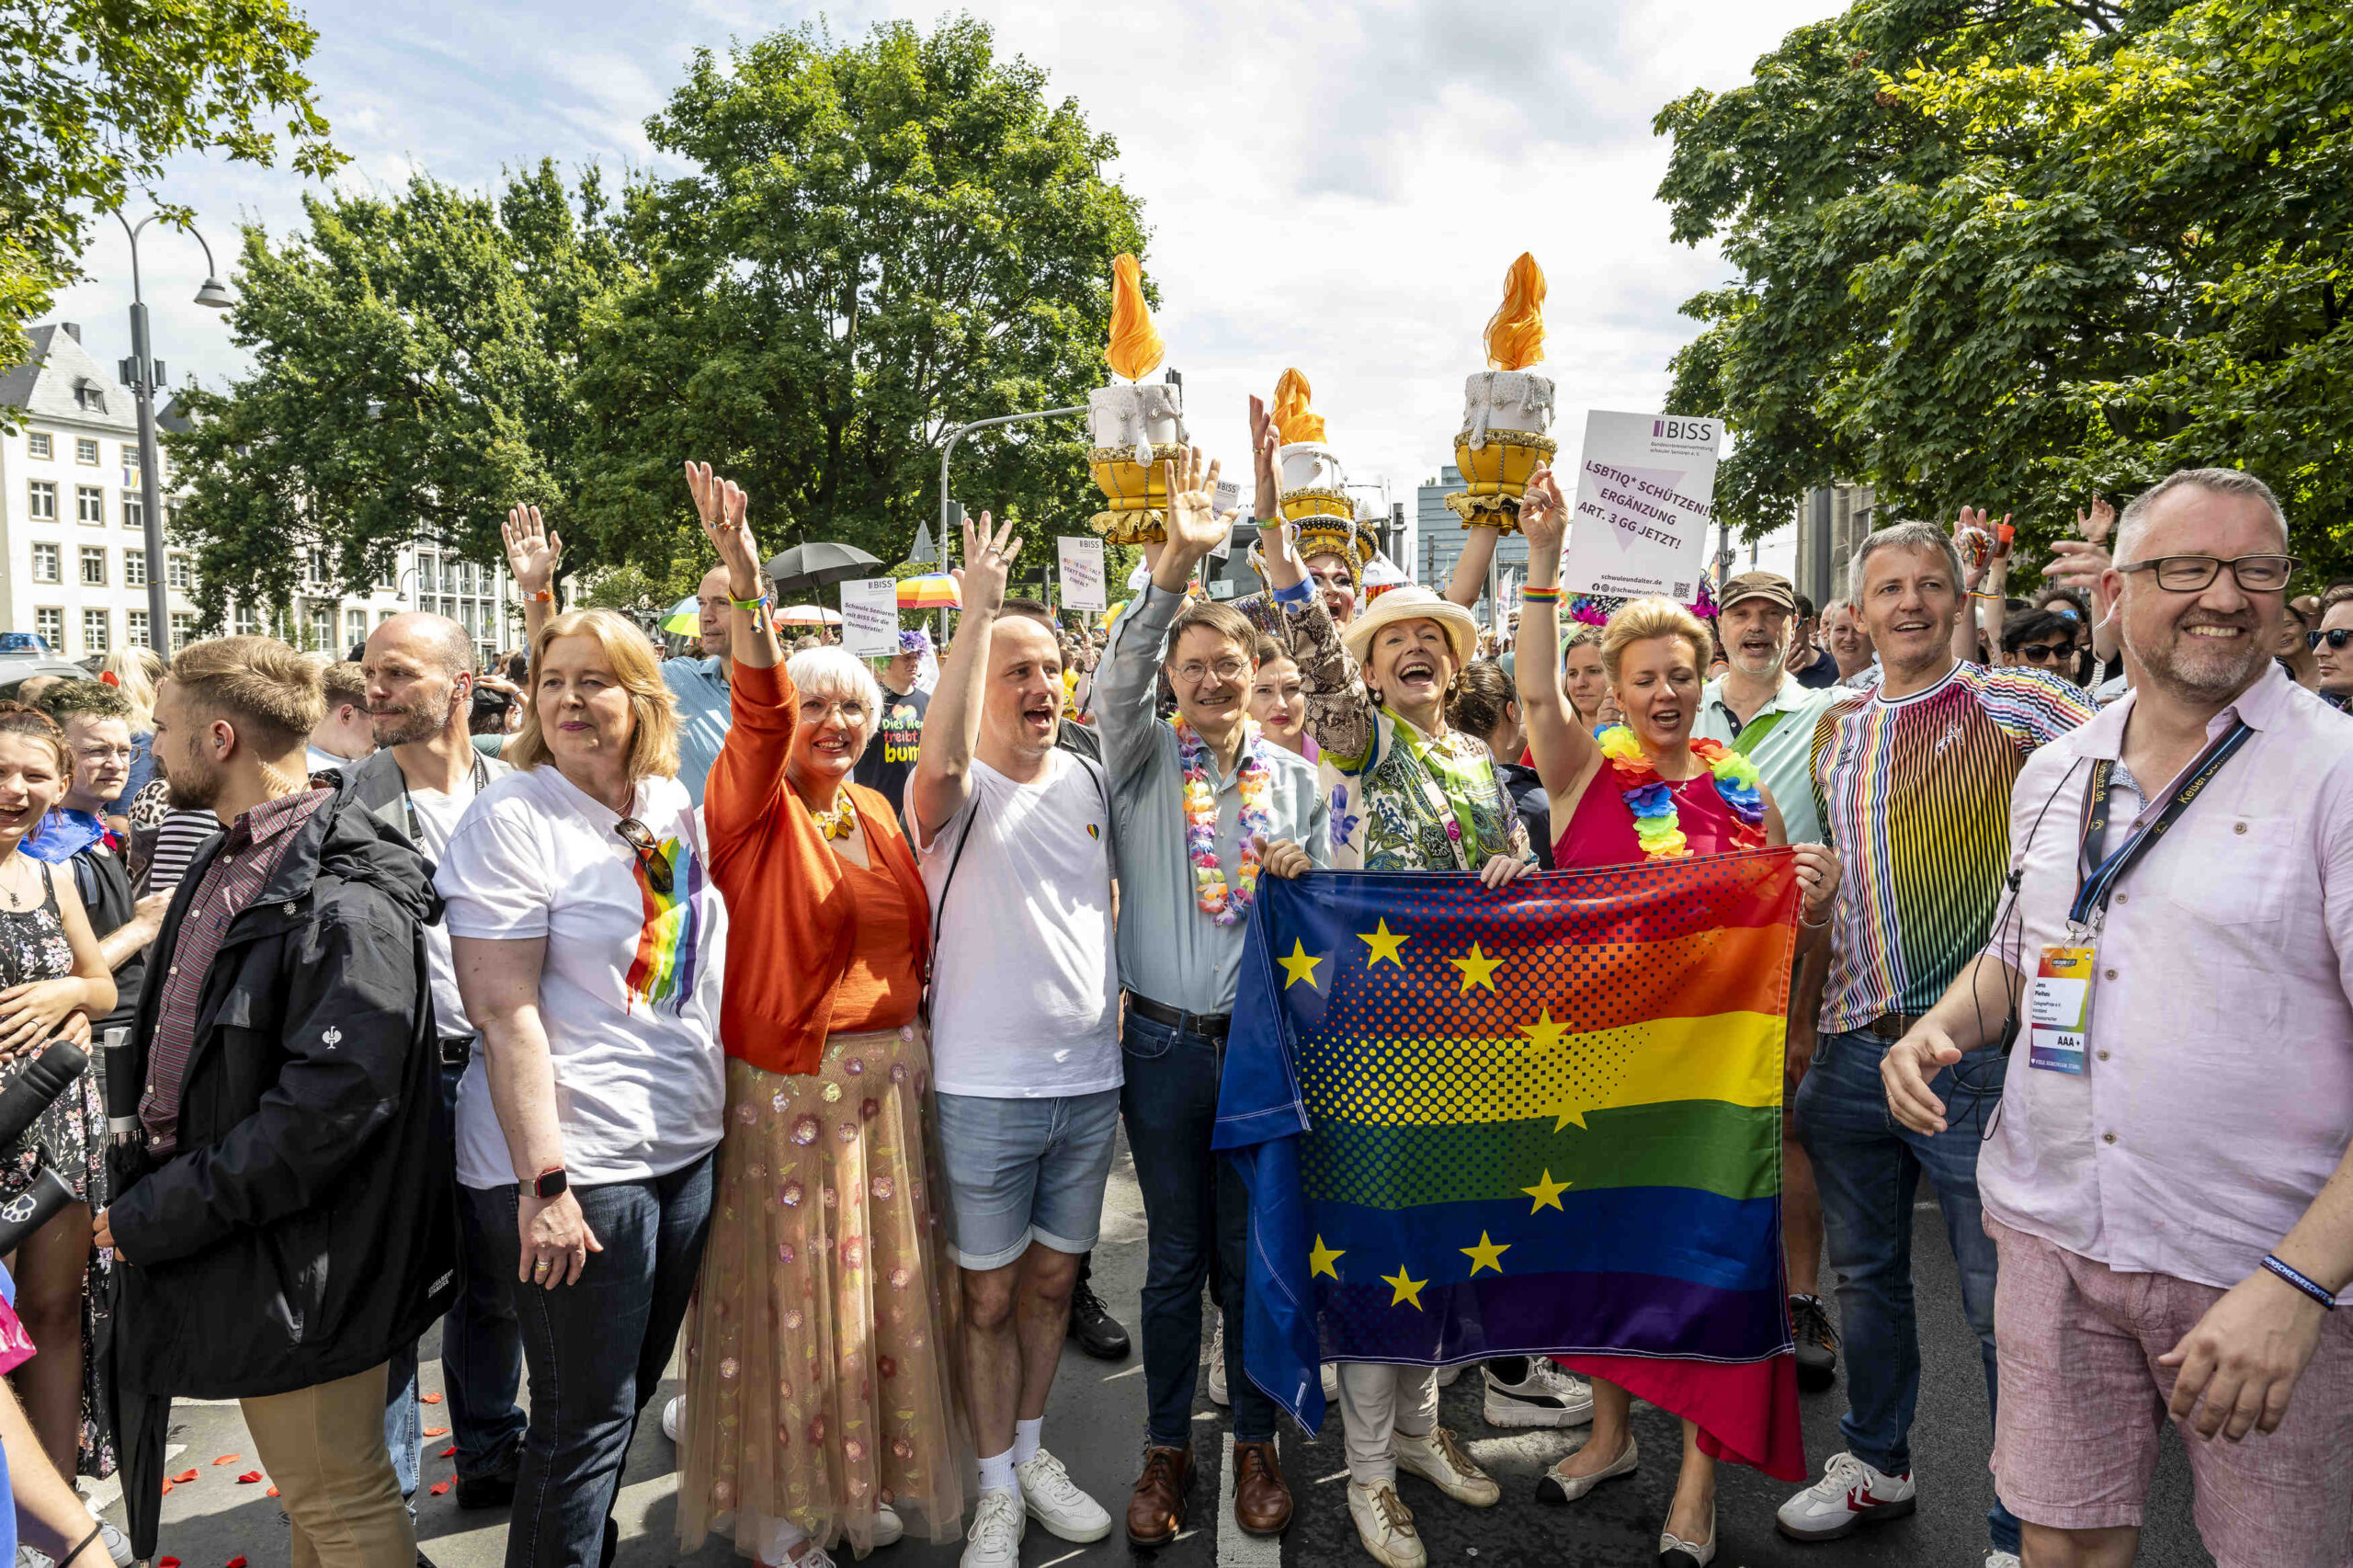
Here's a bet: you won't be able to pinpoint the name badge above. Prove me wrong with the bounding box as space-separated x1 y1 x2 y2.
2028 945 2096 1075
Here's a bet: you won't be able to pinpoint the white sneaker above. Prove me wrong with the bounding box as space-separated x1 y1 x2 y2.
19 1546 55 1568
1015 1447 1112 1542
1347 1480 1427 1568
661 1393 683 1442
91 1518 131 1568
960 1488 1025 1568
1392 1425 1499 1506
1985 1554 2021 1568
1482 1358 1594 1429
1775 1450 1916 1540
1323 1361 1341 1399
1208 1317 1230 1406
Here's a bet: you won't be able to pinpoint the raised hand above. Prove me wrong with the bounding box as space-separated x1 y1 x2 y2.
1953 505 1999 590
955 510 1021 616
684 461 761 595
2044 538 2111 589
503 506 562 596
2076 494 2115 545
1247 395 1281 522
1519 463 1570 558
1161 445 1228 565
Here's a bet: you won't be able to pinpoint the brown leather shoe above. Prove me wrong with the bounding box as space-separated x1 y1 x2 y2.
1126 1444 1194 1545
1233 1439 1292 1536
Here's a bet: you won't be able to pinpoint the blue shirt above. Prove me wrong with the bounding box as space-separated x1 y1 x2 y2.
662 657 731 807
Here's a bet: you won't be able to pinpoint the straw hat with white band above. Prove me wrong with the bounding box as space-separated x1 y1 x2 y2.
1340 585 1481 670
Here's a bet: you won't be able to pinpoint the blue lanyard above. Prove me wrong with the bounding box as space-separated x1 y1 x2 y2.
2069 721 2253 928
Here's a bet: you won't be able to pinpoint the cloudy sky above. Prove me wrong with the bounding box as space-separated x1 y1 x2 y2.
47 0 1823 569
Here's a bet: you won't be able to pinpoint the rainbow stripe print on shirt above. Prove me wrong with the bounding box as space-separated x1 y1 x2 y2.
625 834 704 1016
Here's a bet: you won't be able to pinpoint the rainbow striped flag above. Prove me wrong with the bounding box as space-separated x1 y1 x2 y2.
1215 850 1804 1477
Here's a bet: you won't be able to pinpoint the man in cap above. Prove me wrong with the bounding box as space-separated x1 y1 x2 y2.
1695 570 1844 1393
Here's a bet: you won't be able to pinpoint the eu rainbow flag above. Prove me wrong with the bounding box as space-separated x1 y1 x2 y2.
1215 850 1804 1479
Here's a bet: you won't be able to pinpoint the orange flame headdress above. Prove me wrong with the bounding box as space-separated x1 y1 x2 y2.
1107 254 1165 381
1483 252 1546 372
1271 367 1327 445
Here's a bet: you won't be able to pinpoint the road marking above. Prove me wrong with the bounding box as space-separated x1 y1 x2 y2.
1037 1551 1089 1567
1216 1432 1282 1568
1101 1364 1144 1381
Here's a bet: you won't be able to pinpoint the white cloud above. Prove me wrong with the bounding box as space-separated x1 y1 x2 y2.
44 0 1828 508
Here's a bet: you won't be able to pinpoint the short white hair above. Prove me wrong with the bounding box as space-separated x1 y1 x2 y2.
2115 467 2290 565
783 646 884 762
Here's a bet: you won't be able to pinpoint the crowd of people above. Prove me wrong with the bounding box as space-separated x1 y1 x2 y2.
0 417 2329 1568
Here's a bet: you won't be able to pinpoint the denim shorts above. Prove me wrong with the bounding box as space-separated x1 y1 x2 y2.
931 1087 1121 1271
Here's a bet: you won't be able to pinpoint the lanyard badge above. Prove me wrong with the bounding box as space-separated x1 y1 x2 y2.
2029 944 2096 1075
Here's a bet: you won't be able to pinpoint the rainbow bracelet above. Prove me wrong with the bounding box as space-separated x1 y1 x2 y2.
1520 585 1563 603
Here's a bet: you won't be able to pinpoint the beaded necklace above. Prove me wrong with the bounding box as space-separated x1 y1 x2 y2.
1175 717 1274 925
1597 725 1767 859
806 787 857 841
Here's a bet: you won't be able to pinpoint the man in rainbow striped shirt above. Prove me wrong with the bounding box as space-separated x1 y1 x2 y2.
1779 518 2092 1567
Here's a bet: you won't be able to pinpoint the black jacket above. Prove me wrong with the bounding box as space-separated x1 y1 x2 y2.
108 779 457 1400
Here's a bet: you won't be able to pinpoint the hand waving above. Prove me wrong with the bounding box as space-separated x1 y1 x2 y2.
952 511 1020 616
683 461 761 597
2076 494 2115 545
1162 446 1228 565
503 506 562 596
1519 463 1570 557
1247 395 1281 523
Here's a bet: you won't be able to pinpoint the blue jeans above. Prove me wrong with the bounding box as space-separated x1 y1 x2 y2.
493 1153 714 1568
385 1347 419 1504
1120 1007 1278 1447
1793 1028 2020 1555
449 1181 528 1481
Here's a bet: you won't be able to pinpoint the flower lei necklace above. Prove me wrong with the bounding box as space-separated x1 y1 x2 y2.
1597 725 1767 859
1175 717 1274 925
806 787 857 841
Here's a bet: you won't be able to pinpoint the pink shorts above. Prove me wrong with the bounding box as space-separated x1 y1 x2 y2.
1987 1216 2353 1567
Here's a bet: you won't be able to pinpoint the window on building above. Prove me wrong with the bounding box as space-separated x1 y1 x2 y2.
344 608 368 649
75 485 103 526
127 610 150 650
305 548 328 587
30 543 59 584
74 437 98 465
28 481 56 520
379 608 398 624
26 434 50 460
82 608 108 654
233 604 260 638
123 549 146 587
169 612 197 653
166 553 192 590
72 382 105 415
120 447 138 474
307 605 334 652
34 608 62 650
78 546 105 585
121 494 142 531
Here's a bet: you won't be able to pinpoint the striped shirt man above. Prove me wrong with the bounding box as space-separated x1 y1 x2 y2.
1809 662 2092 1035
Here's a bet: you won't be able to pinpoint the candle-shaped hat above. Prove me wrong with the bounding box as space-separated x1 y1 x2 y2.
1449 252 1558 532
1086 253 1187 545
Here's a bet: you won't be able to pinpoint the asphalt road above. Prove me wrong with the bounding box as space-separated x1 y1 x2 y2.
128 1135 2214 1568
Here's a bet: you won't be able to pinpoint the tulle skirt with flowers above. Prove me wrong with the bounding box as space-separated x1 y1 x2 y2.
676 1024 971 1561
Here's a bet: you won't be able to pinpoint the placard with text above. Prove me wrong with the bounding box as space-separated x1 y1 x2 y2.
1561 412 1723 602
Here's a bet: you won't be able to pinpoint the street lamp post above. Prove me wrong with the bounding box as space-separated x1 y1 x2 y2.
113 211 234 656
937 405 1088 571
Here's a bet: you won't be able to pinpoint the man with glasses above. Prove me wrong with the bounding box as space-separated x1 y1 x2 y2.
1779 519 2093 1567
1099 449 1326 1546
2310 585 2353 709
1881 467 2353 1568
1999 608 2089 687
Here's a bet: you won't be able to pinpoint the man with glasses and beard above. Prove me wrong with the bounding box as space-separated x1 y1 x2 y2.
1883 468 2353 1568
348 614 525 1514
2309 585 2353 710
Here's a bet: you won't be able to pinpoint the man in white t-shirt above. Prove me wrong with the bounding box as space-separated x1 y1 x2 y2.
351 613 523 1511
909 513 1120 1568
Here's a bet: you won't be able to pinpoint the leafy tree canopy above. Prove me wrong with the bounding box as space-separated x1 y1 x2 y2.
1657 0 2353 576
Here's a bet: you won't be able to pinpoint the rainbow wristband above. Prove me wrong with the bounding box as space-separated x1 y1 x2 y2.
2263 1255 2337 1309
1520 585 1563 603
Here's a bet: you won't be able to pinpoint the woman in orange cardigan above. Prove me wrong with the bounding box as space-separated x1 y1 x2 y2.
673 464 967 1568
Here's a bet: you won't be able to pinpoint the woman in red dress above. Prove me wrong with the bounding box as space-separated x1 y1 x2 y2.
1511 465 1841 1568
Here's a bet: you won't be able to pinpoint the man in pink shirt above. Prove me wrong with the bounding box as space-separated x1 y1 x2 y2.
1882 467 2353 1568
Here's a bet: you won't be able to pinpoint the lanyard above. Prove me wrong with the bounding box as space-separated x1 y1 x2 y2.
2070 721 2253 928
403 755 492 846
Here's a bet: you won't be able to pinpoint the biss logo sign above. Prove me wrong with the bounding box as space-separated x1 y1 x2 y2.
1653 417 1717 443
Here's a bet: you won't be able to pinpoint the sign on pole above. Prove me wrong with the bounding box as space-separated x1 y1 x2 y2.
1561 413 1724 603
1057 536 1108 613
839 578 901 657
907 521 937 565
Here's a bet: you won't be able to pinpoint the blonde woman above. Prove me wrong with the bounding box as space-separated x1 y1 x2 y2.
1560 626 1620 733
439 608 731 1566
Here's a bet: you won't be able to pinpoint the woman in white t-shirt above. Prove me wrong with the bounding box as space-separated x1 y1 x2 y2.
440 608 729 1567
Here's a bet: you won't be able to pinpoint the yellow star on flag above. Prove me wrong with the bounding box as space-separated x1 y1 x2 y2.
1461 1232 1510 1276
1309 1236 1345 1279
1381 1265 1427 1310
1278 939 1324 990
1522 1170 1572 1213
1358 919 1410 969
1449 943 1504 993
1515 1006 1569 1053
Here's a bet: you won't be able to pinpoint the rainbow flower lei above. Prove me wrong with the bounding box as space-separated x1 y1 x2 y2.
1597 725 1767 859
1175 717 1276 925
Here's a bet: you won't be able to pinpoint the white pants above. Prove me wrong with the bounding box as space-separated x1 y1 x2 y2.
1336 1362 1438 1485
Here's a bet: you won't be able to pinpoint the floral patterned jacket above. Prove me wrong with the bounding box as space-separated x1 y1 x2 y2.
1274 595 1531 872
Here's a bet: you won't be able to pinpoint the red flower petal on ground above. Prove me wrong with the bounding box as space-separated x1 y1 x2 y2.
423 1426 448 1437
228 1557 249 1567
159 1482 173 1496
158 1558 179 1566
266 1487 279 1498
171 1469 198 1483
428 1480 451 1496
236 1471 263 1483
421 1392 443 1404
212 1454 240 1465
438 1446 456 1459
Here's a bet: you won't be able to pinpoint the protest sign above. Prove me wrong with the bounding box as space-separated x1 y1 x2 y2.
1058 536 1108 612
1561 413 1723 602
839 578 901 657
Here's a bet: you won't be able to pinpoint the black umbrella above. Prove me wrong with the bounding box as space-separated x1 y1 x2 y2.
763 542 882 593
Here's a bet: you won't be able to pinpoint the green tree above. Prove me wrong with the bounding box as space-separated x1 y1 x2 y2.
568 16 1151 586
165 163 631 628
1 0 343 376
1656 0 2353 574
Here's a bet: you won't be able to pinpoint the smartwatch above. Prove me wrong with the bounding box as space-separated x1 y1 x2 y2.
531 1165 568 1199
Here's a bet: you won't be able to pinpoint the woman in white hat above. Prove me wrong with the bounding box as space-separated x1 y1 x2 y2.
1511 463 1841 1568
